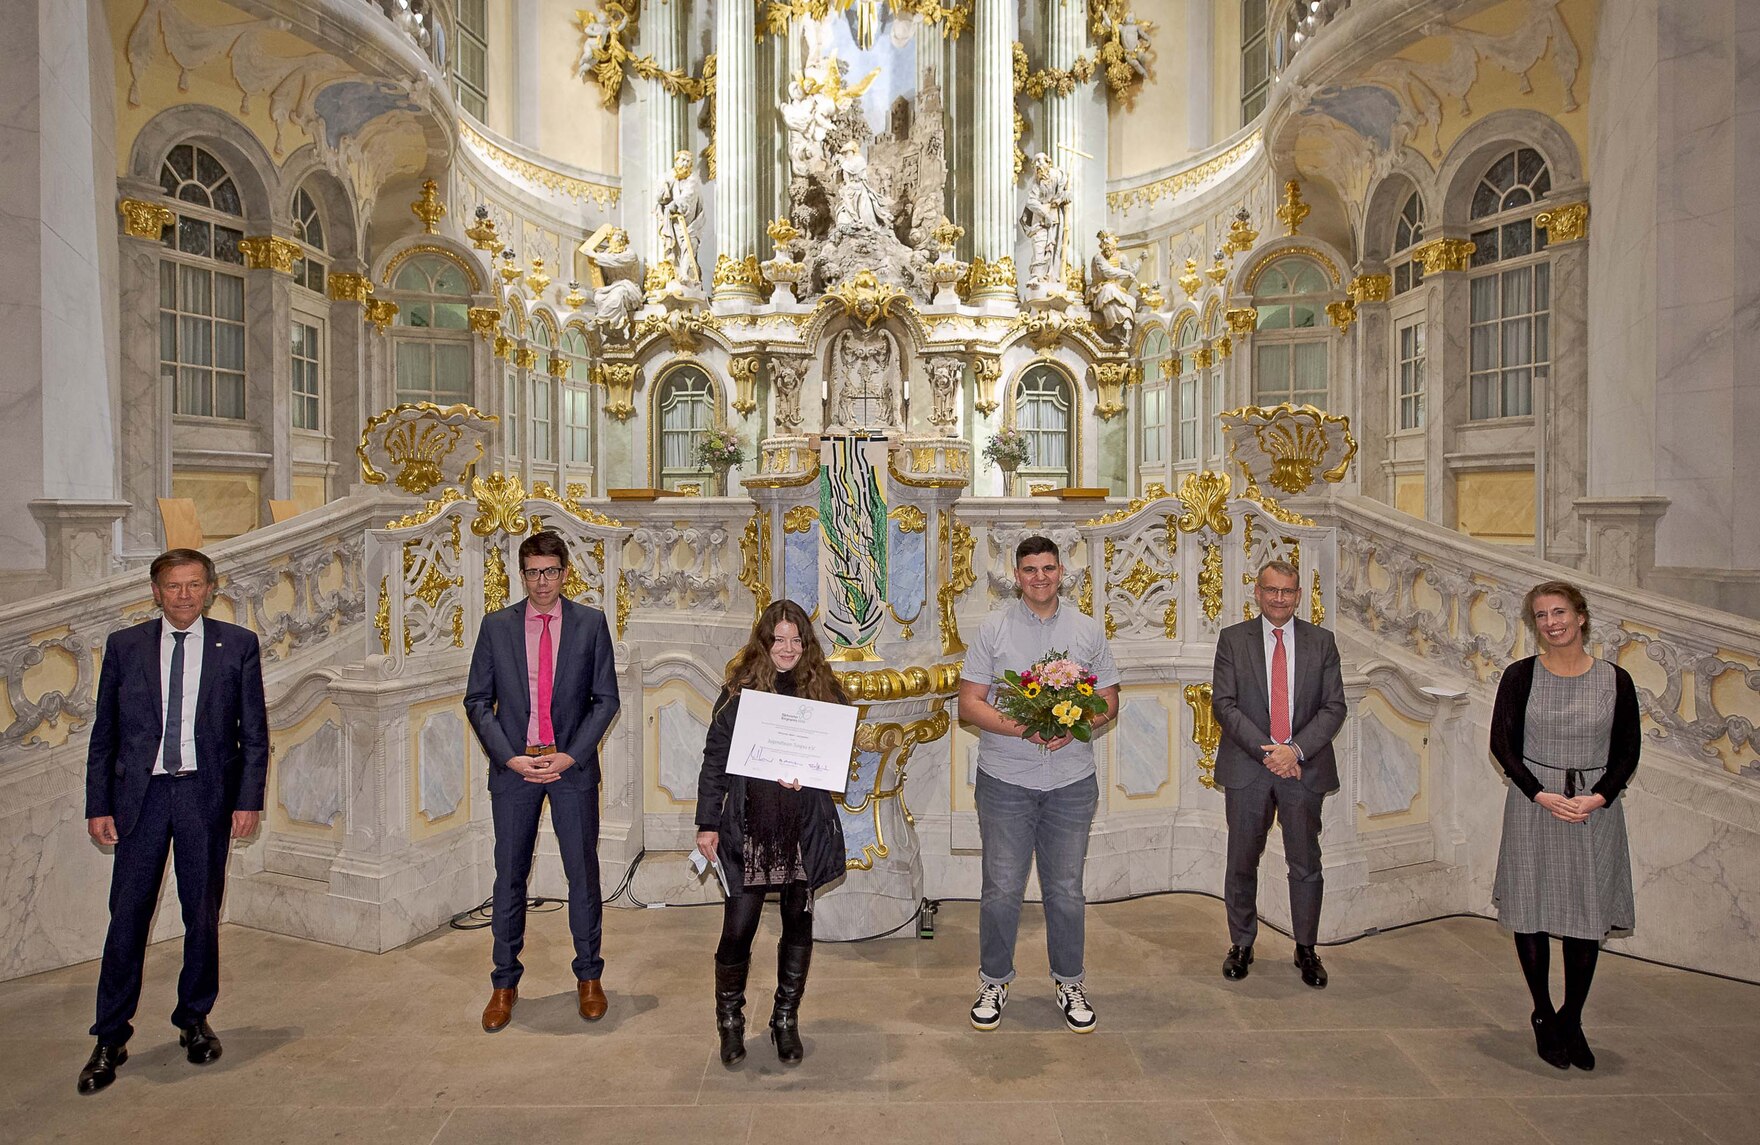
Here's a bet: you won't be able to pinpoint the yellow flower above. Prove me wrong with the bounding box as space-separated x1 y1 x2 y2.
1023 682 1041 698
1053 700 1079 726
1077 682 1094 696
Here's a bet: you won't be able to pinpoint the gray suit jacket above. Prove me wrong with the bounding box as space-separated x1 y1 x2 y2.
463 597 620 794
1210 616 1347 793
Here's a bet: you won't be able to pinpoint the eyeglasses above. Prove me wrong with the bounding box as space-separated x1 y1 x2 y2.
1258 587 1299 599
521 567 564 582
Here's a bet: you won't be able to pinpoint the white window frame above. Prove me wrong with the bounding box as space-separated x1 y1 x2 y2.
158 143 248 422
1252 257 1333 410
656 366 716 489
1396 320 1425 431
454 0 488 121
1467 147 1554 421
1014 364 1074 489
291 314 324 433
1241 0 1269 124
390 253 475 408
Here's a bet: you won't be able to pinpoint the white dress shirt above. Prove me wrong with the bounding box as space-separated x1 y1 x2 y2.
1261 616 1297 746
153 616 204 775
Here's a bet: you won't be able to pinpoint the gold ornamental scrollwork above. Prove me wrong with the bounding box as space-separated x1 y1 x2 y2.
484 543 510 613
577 2 714 108
1326 299 1357 334
1221 404 1358 496
738 509 773 620
359 403 495 495
615 573 632 638
468 307 502 340
1536 201 1589 244
1224 307 1258 337
1091 362 1130 420
782 505 819 534
385 488 466 529
238 235 300 274
118 198 174 239
374 576 392 654
834 662 964 702
327 272 372 303
1276 179 1310 235
591 361 638 421
363 298 399 331
1107 132 1262 213
1412 237 1476 275
964 255 1017 299
1198 542 1224 622
972 356 1002 416
841 705 953 869
1311 568 1326 626
887 505 927 534
820 269 914 329
1348 274 1392 304
936 510 976 655
410 180 445 235
459 120 621 209
1183 682 1221 790
1175 470 1233 535
730 355 761 417
470 472 530 537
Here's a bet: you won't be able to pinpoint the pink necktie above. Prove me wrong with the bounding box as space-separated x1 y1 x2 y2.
1270 628 1292 743
537 613 555 746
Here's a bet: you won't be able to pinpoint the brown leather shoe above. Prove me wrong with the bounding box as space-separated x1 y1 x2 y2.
482 987 517 1033
577 979 607 1021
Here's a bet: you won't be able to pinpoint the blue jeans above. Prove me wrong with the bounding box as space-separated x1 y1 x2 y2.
975 768 1098 986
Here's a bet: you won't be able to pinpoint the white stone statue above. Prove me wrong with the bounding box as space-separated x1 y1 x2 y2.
1020 152 1071 288
829 324 900 432
925 356 962 433
770 355 809 433
834 141 893 235
580 226 643 341
654 149 704 292
781 78 837 177
1087 229 1142 337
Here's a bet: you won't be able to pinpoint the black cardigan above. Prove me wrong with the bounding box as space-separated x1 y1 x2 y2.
693 676 848 895
1489 656 1642 804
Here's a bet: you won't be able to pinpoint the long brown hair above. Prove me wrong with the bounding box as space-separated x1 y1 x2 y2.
724 599 849 705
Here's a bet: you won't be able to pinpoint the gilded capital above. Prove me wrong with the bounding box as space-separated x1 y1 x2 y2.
972 356 1002 416
363 298 399 331
468 306 502 340
327 272 373 303
712 253 765 297
1326 299 1358 333
1412 237 1476 275
1347 273 1392 304
1536 201 1590 244
1224 306 1258 336
118 198 174 239
239 235 300 273
966 255 1017 299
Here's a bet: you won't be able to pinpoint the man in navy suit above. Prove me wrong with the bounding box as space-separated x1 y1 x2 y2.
79 549 268 1094
1211 559 1348 990
465 530 621 1032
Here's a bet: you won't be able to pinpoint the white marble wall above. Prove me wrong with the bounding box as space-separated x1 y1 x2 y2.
0 0 121 575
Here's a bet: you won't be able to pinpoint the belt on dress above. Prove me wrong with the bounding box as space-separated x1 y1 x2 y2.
1522 755 1603 798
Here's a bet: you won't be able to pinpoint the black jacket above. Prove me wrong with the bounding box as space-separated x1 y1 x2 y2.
694 677 848 895
1490 656 1641 804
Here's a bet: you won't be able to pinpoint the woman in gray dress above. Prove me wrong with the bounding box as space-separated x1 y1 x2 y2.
1491 581 1641 1071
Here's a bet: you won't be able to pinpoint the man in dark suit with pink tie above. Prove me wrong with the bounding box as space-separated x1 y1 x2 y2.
464 530 621 1032
1211 559 1348 990
80 548 268 1094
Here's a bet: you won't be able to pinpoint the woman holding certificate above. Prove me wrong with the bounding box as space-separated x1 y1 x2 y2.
695 600 850 1067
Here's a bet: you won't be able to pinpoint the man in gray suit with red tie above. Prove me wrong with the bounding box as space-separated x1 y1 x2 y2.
464 530 621 1032
1211 559 1347 989
80 549 268 1094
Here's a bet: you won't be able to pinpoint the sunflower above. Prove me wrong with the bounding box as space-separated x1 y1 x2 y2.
1023 682 1041 698
1076 682 1093 696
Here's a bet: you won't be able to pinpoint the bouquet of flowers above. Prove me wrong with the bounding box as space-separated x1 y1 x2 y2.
694 426 744 470
981 427 1031 471
993 650 1107 744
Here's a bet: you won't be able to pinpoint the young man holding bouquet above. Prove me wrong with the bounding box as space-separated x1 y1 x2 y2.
1211 559 1348 990
958 536 1120 1033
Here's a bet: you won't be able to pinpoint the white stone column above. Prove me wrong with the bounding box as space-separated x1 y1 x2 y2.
511 0 541 146
971 0 1018 300
1186 0 1215 151
642 0 686 185
1044 0 1085 272
713 0 759 300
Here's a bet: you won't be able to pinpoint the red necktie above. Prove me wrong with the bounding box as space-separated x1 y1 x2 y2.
1270 628 1292 743
537 613 555 746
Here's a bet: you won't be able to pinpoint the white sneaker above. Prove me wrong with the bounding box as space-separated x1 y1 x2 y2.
969 981 1008 1030
1056 980 1096 1033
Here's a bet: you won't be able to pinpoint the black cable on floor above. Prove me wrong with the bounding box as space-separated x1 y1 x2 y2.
447 895 564 930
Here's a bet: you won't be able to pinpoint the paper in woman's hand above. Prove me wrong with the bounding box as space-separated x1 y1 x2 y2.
724 689 857 793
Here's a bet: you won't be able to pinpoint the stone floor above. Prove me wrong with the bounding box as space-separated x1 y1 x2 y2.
5 893 1758 1144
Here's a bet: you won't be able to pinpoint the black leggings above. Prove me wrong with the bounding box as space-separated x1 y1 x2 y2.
715 882 813 965
1513 930 1601 1023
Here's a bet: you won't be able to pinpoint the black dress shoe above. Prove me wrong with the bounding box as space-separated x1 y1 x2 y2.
77 1041 127 1095
1222 944 1254 980
1294 945 1328 989
179 1018 223 1065
1561 1019 1595 1071
1530 1012 1571 1070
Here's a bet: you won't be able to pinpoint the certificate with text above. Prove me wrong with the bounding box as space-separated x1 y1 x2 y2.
724 689 857 793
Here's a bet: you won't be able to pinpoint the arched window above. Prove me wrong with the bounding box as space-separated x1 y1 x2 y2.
159 143 246 419
1392 191 1425 295
1467 147 1552 420
390 253 473 406
655 365 716 490
1253 256 1331 409
1015 364 1073 488
527 319 555 463
291 186 326 294
1137 324 1170 470
1241 0 1269 124
560 327 593 468
454 0 488 120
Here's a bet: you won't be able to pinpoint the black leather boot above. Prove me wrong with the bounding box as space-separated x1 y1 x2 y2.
769 941 812 1065
714 957 749 1067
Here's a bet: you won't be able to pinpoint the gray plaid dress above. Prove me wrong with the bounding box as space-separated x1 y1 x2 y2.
1492 659 1635 939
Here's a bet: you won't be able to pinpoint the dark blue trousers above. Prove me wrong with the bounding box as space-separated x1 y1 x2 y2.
92 775 229 1044
489 777 604 988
